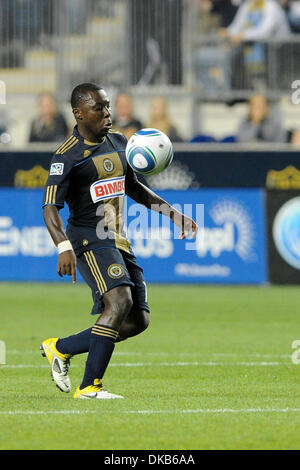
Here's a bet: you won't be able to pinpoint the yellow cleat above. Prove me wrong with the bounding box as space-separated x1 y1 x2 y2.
40 337 71 393
74 380 123 399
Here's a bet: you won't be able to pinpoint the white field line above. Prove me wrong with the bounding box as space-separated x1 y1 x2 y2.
126 408 300 415
109 361 290 367
212 353 291 358
0 361 291 369
1 408 300 416
7 350 292 359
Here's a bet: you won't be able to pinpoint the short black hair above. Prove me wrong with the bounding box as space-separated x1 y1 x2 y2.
70 83 103 108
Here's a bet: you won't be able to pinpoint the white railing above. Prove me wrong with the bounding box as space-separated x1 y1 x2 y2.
188 34 300 100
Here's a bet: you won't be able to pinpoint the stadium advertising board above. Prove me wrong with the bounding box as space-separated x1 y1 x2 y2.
0 189 72 282
127 189 267 284
0 188 266 284
3 150 300 189
267 190 300 284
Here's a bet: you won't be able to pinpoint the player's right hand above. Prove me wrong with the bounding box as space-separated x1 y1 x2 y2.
57 251 77 284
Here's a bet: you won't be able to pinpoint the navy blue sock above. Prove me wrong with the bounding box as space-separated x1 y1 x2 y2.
80 324 118 389
56 327 92 356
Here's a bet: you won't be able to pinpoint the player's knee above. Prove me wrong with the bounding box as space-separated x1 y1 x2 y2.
136 309 150 334
141 310 150 331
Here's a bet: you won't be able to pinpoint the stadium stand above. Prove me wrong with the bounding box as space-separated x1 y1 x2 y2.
1 0 300 147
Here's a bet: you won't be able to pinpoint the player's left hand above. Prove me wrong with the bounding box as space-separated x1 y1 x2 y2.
57 250 77 284
173 212 198 240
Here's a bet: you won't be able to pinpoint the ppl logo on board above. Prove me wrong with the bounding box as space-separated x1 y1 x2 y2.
196 199 256 260
273 197 300 270
90 176 125 203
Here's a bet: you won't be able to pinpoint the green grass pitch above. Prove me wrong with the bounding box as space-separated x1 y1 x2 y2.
1 282 300 450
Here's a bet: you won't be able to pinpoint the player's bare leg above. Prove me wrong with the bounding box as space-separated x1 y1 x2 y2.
46 294 149 394
116 309 150 342
55 307 149 354
74 285 132 399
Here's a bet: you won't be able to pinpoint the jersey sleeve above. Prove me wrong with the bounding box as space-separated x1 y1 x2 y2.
42 153 73 208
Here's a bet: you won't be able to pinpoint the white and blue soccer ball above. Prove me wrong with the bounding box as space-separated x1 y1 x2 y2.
125 128 173 176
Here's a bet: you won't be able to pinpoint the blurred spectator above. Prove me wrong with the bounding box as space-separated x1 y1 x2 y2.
201 0 239 28
112 92 143 140
236 94 287 143
29 92 69 143
147 97 183 142
224 0 290 40
282 0 300 32
192 0 290 92
288 129 300 146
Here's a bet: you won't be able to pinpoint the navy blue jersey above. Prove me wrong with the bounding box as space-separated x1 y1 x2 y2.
42 126 138 255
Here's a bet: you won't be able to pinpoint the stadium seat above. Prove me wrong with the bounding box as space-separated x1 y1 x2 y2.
189 134 217 143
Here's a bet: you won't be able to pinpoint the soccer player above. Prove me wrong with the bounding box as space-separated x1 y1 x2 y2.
40 83 197 399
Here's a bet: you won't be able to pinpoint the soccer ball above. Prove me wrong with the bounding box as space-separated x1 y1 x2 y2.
125 128 173 176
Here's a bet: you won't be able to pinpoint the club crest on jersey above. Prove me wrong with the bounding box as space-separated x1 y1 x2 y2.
107 264 125 279
50 162 64 175
90 176 125 203
103 158 114 173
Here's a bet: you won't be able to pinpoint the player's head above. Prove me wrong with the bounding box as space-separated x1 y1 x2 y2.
71 83 112 138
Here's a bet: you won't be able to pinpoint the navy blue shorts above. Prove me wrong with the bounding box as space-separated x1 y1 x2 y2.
76 247 149 315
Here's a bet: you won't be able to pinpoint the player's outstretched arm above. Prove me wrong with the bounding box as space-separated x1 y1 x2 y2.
125 180 198 240
43 205 77 283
